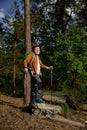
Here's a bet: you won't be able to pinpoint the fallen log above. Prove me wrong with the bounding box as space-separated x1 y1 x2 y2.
43 94 66 104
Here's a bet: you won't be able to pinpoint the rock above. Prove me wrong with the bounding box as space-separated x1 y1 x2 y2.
43 94 66 104
30 103 86 129
85 121 87 129
31 103 64 116
80 104 87 111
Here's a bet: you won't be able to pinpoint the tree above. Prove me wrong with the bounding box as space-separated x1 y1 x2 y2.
24 0 31 106
0 1 24 95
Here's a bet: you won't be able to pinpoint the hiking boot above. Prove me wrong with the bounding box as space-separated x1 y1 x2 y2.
36 98 45 103
31 99 36 103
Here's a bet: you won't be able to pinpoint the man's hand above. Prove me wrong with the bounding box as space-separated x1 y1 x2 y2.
49 66 53 70
24 67 28 73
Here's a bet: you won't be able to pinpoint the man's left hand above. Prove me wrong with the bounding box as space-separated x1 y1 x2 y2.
49 66 53 70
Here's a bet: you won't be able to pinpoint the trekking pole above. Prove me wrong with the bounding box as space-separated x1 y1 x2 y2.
50 69 53 104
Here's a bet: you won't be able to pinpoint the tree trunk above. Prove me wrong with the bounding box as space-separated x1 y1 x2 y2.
24 0 31 106
60 0 66 35
13 40 16 94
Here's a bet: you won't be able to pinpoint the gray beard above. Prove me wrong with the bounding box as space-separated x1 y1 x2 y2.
34 51 40 55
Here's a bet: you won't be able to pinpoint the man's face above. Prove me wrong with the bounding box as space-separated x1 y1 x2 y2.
34 46 40 55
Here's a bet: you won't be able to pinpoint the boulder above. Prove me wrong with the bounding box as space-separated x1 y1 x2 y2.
80 104 87 111
31 103 64 116
43 94 66 104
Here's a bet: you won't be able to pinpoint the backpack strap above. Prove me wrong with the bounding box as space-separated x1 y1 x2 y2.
29 52 35 66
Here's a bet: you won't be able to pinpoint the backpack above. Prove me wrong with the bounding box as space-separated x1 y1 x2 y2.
24 52 35 65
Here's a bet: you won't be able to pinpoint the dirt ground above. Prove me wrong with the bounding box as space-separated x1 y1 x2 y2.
0 94 87 130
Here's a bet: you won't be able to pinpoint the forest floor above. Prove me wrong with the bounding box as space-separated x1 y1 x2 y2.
0 94 87 130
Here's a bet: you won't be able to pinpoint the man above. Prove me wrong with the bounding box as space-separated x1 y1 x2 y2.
24 44 53 103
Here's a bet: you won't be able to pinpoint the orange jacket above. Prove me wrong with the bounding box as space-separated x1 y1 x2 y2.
24 53 48 74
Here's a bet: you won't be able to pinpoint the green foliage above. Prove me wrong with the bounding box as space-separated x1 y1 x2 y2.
79 85 87 104
46 26 87 105
40 25 87 106
60 103 71 118
24 52 30 59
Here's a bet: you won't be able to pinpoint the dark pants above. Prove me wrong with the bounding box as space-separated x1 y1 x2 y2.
31 74 42 101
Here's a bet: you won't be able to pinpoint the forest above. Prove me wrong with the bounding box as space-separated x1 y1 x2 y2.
0 0 87 109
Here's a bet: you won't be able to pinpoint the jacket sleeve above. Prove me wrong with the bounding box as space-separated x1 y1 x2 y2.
40 60 49 69
23 53 33 67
